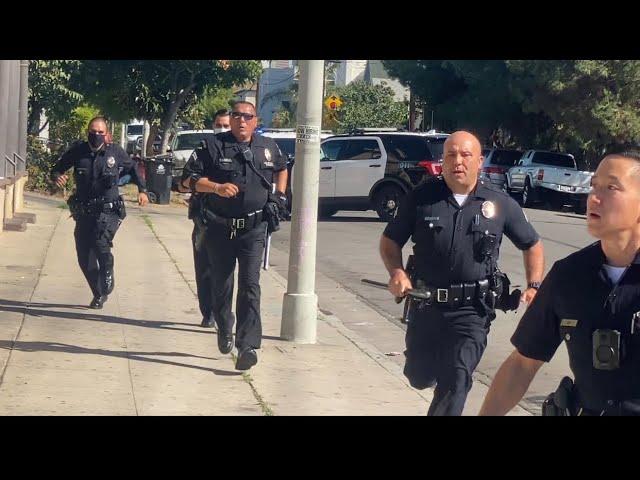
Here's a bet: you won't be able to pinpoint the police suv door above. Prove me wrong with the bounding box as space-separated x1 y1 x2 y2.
319 140 344 198
333 138 385 198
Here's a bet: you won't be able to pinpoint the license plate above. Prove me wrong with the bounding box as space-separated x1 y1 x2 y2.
559 185 573 192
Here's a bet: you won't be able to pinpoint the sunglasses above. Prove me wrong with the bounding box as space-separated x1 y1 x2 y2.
231 112 256 121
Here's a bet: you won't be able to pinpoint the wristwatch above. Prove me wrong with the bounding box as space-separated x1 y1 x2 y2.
527 282 542 290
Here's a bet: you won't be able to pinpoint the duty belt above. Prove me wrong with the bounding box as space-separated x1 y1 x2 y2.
202 208 263 238
69 196 124 216
416 279 490 309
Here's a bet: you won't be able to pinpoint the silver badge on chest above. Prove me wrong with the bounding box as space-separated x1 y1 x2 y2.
481 201 495 219
264 148 272 161
106 157 116 168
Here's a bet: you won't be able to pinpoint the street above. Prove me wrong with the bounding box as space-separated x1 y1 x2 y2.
268 204 593 414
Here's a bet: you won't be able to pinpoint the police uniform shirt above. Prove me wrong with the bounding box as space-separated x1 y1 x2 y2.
182 131 286 218
511 243 640 408
51 142 146 202
383 177 539 285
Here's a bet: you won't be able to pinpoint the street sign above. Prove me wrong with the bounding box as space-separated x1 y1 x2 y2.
324 95 343 111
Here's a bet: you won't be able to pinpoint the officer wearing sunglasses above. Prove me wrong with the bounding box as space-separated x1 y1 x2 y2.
181 101 288 371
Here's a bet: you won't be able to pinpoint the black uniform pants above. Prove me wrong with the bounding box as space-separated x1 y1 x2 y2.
403 305 489 416
205 221 267 350
74 212 122 297
191 219 212 319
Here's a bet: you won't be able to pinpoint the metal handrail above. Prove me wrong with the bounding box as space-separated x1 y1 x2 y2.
14 152 25 172
5 155 16 178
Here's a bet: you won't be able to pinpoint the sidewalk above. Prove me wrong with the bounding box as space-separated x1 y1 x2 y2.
0 193 532 416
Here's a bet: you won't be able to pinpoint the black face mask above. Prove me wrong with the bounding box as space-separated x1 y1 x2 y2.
88 132 106 149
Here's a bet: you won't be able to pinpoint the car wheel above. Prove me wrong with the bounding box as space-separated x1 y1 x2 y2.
373 184 405 222
147 191 157 204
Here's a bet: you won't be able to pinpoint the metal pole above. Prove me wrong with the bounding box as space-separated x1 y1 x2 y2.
7 61 20 165
0 61 10 178
280 60 324 344
18 60 28 166
120 123 126 149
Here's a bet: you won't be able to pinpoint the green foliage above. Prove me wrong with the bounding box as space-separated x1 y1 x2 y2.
183 86 236 129
332 81 407 133
48 104 101 147
28 60 84 134
25 135 75 195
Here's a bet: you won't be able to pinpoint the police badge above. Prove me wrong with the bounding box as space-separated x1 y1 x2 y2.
106 157 116 168
264 149 272 161
481 201 496 219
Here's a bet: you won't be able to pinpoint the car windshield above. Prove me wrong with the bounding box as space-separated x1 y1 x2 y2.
127 125 143 136
175 133 216 151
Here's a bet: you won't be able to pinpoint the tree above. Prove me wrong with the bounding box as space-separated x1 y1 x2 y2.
507 60 640 167
75 60 263 155
28 60 84 135
332 80 407 133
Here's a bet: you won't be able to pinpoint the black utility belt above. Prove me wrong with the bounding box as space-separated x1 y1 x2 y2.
202 208 263 231
69 195 124 216
417 279 490 308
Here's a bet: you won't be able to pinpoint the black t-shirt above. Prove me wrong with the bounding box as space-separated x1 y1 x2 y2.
50 142 145 202
511 243 640 409
383 177 539 284
181 132 286 218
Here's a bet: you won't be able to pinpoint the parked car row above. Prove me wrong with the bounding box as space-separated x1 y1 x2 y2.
481 147 592 214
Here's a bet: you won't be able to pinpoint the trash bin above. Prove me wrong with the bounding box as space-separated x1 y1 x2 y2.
143 156 174 204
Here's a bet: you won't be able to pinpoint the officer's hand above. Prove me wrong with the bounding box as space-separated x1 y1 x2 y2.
389 270 413 298
520 287 537 306
55 174 69 188
138 192 149 206
214 183 239 198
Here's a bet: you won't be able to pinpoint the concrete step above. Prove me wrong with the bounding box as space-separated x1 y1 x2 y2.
13 212 36 224
3 217 27 232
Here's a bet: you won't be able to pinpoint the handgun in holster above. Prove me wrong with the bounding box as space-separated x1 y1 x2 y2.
542 376 574 416
400 255 417 324
491 269 521 313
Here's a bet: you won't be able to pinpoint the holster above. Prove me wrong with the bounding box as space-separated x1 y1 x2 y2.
542 376 574 416
263 202 280 234
491 270 521 313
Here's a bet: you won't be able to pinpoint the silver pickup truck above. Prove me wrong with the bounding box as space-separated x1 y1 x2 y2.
506 150 592 214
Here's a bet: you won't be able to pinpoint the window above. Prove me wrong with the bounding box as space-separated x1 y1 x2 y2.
340 139 381 160
174 133 216 151
491 150 524 167
274 138 296 157
320 140 344 161
533 151 576 169
127 125 143 136
381 135 433 163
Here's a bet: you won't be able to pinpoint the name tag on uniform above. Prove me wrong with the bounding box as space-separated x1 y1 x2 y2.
264 161 274 167
220 158 233 164
560 319 578 327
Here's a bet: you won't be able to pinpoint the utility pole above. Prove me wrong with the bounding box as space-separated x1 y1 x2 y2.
409 88 416 131
280 60 324 343
18 60 28 163
0 61 10 179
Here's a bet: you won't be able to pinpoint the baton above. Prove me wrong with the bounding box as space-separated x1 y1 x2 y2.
360 278 433 303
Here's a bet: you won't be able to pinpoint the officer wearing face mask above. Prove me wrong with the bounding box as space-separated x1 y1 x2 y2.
181 101 288 371
50 116 149 309
212 109 231 134
175 109 233 329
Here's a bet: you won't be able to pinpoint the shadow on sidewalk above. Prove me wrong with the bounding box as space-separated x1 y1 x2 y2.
0 299 284 341
0 339 240 376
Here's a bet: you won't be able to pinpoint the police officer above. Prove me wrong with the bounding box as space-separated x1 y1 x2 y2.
180 110 232 329
380 130 544 416
181 101 288 371
479 144 640 416
51 116 149 309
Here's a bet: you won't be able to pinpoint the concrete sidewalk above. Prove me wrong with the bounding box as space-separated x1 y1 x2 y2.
0 193 531 415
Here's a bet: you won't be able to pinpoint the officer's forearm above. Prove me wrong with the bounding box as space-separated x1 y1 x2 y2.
194 177 220 194
380 235 405 277
523 240 544 284
478 349 543 416
274 170 287 194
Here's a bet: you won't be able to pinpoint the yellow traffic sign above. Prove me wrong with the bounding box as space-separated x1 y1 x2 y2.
324 95 343 110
